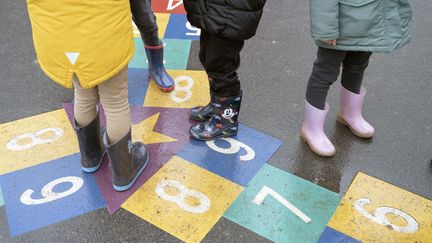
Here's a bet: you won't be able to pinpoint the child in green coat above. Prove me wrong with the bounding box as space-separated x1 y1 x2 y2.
301 0 412 157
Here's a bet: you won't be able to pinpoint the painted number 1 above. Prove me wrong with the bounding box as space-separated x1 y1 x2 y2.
354 197 419 233
253 186 312 224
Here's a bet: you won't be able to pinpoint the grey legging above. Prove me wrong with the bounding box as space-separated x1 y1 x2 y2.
306 47 372 110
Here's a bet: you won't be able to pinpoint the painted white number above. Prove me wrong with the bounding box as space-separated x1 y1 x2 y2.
6 127 64 151
354 197 419 233
20 176 84 205
167 0 183 10
186 21 201 36
206 138 256 161
253 186 312 224
170 76 194 103
155 179 210 214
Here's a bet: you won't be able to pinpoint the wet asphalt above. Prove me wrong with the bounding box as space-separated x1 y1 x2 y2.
0 0 431 242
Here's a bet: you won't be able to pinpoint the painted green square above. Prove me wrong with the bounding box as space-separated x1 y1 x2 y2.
224 164 341 243
129 38 191 70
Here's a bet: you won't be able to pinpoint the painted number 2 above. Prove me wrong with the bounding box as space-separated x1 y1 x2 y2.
170 76 194 103
20 176 84 205
354 197 419 233
253 186 312 224
155 180 210 214
206 138 256 161
6 128 64 151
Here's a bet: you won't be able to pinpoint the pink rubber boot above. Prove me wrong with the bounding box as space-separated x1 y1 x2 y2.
300 101 336 157
337 86 375 138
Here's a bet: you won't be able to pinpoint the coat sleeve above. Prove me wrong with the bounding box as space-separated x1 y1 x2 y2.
309 0 339 41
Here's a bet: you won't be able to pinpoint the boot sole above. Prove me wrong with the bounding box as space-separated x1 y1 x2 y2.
81 152 106 173
190 131 238 141
299 131 335 157
148 75 175 93
112 154 149 192
336 115 374 139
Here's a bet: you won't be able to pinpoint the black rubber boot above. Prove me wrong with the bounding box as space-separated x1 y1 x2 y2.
74 115 105 173
190 93 242 141
103 130 149 192
190 94 214 121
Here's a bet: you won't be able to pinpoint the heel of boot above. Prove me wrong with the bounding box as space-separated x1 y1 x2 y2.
112 154 148 192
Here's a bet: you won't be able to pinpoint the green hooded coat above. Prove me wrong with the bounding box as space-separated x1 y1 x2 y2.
310 0 412 52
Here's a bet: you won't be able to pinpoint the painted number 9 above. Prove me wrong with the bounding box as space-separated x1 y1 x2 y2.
354 197 419 233
155 179 210 214
170 76 194 103
20 176 84 205
206 138 256 161
6 127 64 151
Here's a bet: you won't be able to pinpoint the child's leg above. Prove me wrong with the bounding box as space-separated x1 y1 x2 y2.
130 0 159 46
340 51 372 93
73 76 99 126
306 47 347 110
98 68 131 144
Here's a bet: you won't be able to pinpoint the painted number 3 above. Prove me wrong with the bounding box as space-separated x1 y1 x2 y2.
155 180 210 214
20 176 84 205
206 138 256 161
354 197 419 233
6 128 63 151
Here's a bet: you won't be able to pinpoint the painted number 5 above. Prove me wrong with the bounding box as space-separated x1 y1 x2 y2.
20 176 84 205
354 197 419 233
186 21 201 36
206 138 256 161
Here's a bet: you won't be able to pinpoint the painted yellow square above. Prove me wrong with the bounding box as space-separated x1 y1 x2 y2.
132 13 170 39
0 109 79 175
328 172 432 242
144 70 210 108
122 156 243 242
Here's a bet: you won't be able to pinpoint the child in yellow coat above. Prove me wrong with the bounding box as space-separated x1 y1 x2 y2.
26 0 148 191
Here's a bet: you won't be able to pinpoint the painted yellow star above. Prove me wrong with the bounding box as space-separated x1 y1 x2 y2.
132 112 177 144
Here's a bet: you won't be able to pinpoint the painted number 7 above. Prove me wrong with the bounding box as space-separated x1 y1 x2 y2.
253 186 312 224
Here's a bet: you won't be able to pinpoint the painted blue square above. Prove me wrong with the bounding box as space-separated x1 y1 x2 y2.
318 227 361 243
0 186 4 206
164 14 201 40
128 68 149 105
176 124 282 186
0 154 105 237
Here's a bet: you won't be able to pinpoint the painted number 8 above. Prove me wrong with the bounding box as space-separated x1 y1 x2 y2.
155 180 210 214
20 176 84 205
206 138 256 161
170 76 194 103
6 127 64 151
354 197 419 233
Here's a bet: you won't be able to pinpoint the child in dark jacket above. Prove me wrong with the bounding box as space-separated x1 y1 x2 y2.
301 0 412 156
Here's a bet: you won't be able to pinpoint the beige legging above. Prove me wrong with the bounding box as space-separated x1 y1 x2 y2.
74 67 131 144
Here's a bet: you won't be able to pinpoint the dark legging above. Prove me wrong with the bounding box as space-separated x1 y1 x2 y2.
130 0 160 46
306 47 372 110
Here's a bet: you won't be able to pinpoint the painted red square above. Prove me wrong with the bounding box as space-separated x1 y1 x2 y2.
151 0 186 14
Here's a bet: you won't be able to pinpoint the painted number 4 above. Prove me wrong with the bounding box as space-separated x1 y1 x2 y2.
167 0 183 10
253 186 312 224
354 197 419 233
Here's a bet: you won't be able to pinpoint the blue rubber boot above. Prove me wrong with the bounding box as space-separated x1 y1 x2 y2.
145 45 175 92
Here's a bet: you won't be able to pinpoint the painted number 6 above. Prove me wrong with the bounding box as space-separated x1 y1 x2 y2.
354 197 419 233
206 138 256 161
20 176 84 205
155 180 210 214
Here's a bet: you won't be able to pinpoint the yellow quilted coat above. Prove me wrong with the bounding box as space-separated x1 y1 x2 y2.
27 0 135 89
